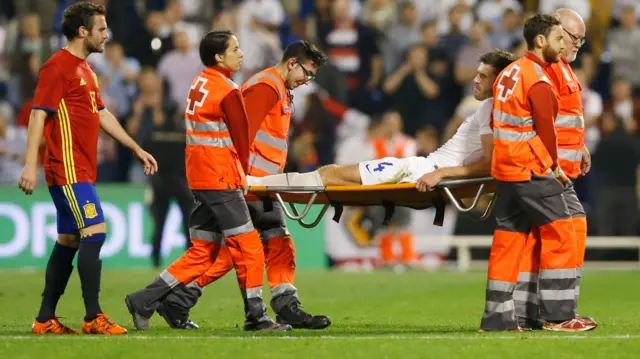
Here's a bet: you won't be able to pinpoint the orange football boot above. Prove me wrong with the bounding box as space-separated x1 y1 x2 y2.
82 314 128 335
32 317 80 334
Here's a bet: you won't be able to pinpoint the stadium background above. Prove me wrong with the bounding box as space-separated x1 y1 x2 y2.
0 0 639 271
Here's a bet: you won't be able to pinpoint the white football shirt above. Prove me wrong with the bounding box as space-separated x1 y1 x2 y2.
427 98 493 168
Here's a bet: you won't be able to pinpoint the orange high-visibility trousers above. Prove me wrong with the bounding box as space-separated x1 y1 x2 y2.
480 174 577 331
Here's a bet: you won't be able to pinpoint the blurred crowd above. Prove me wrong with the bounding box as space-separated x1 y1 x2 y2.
0 0 639 235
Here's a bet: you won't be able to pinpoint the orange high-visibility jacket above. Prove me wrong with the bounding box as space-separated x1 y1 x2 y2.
242 68 292 177
549 60 584 179
185 67 245 190
373 135 413 159
491 56 556 182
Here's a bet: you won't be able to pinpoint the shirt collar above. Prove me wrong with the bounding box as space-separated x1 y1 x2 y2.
524 51 552 70
205 66 233 79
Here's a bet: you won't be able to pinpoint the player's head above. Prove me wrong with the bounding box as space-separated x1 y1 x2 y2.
475 50 516 101
555 8 586 63
280 41 328 90
523 13 564 63
199 30 243 72
61 1 109 54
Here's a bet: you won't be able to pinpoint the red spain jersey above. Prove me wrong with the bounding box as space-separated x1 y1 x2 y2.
32 49 104 186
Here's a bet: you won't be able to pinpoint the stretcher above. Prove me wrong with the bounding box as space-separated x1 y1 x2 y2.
247 177 498 228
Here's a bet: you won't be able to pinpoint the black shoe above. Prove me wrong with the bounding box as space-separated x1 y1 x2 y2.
276 300 332 330
156 302 199 330
125 295 152 331
243 319 292 331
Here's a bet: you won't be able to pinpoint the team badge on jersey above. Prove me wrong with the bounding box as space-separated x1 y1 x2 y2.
83 202 98 219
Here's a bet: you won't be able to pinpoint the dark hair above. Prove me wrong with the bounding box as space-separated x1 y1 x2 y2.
199 30 233 67
281 41 327 67
523 13 561 50
479 49 517 75
61 1 106 41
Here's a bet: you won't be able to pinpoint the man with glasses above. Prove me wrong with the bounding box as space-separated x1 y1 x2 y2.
514 8 597 330
154 41 333 331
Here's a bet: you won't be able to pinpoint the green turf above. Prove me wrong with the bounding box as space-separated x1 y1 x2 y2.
1 269 639 358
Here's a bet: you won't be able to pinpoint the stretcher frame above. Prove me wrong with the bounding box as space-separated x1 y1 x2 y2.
247 176 497 228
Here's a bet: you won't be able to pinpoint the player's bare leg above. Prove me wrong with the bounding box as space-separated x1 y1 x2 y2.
78 222 127 335
32 234 80 334
317 164 362 186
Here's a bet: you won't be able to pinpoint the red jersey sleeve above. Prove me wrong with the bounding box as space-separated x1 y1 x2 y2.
528 82 559 167
242 83 279 143
32 62 66 113
221 89 251 173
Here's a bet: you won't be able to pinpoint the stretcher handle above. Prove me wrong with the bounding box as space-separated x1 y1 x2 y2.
275 192 318 221
436 176 495 188
472 193 498 221
289 203 330 228
441 184 486 213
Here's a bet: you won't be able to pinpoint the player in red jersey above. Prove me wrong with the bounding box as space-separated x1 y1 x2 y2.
19 1 158 335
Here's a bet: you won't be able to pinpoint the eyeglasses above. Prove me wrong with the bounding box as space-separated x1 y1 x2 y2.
297 62 316 81
563 28 586 47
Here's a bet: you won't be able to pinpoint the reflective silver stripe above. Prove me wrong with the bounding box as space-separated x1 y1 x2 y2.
250 153 282 175
246 71 286 100
539 289 575 301
185 119 228 133
271 283 298 297
245 286 263 299
485 300 515 313
160 270 179 287
533 63 550 83
189 228 222 243
261 227 289 241
540 268 576 280
218 72 239 89
493 110 533 127
255 130 288 151
558 149 582 162
513 290 539 304
222 220 255 238
493 128 536 142
517 272 539 283
487 280 515 292
556 115 584 128
186 134 234 148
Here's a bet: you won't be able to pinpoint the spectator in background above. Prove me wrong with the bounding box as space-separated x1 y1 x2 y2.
455 20 493 97
156 30 202 111
604 78 640 133
436 0 475 36
383 45 447 135
0 109 26 184
539 0 591 24
361 0 396 32
593 111 640 236
130 11 175 68
608 5 640 92
319 0 383 114
476 0 523 31
9 14 52 105
383 0 420 75
438 5 469 58
131 69 192 268
574 67 604 152
235 0 285 82
489 8 523 50
304 0 333 44
91 41 141 118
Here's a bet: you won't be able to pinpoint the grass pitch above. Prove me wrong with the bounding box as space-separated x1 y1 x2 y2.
1 269 639 358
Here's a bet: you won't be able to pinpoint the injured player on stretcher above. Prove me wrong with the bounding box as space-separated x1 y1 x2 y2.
249 50 518 192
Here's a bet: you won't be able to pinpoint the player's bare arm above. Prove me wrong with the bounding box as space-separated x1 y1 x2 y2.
18 109 48 195
416 134 493 192
98 108 158 175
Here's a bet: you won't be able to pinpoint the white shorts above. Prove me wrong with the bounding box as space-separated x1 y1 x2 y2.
358 156 437 185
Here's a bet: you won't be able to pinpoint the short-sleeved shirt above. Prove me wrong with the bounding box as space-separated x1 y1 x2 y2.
32 48 105 186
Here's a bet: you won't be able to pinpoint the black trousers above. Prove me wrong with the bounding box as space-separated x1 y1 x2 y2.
149 173 194 267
